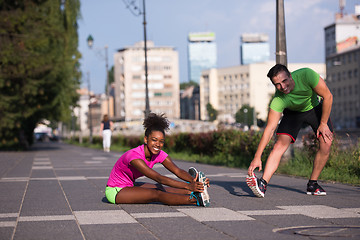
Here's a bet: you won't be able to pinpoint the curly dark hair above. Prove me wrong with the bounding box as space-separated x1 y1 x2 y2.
143 112 170 137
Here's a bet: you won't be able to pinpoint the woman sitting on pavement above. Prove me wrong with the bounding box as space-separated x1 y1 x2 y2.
105 112 210 207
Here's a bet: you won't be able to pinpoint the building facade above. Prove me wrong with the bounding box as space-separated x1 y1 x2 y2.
180 85 200 120
240 33 270 65
188 32 217 83
113 41 180 121
325 6 360 129
200 62 326 123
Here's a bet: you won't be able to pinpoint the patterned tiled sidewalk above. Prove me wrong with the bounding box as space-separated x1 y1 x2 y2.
0 142 359 240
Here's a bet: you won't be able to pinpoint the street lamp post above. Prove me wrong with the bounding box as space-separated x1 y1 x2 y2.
276 0 287 66
244 108 248 129
142 0 150 118
87 35 110 116
276 0 294 158
87 71 93 144
105 45 110 116
122 0 151 118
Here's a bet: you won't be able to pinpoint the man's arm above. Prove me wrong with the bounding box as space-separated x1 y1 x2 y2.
248 109 282 176
313 76 333 142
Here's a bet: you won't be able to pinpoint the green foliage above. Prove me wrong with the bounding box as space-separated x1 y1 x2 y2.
278 134 360 185
180 80 199 90
206 103 218 122
0 0 81 150
235 104 255 127
108 66 114 84
164 130 273 168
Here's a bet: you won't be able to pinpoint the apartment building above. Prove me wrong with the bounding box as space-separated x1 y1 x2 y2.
113 41 180 121
325 5 360 129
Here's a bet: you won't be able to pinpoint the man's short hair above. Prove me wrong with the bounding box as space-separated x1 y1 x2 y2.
267 64 291 80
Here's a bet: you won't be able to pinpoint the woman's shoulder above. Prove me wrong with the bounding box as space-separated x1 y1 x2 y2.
127 145 145 157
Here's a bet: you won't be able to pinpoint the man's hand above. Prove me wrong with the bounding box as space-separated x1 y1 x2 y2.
317 122 333 143
248 157 262 176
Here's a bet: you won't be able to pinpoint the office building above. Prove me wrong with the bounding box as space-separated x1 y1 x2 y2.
240 33 270 65
113 41 180 121
325 5 360 128
200 62 325 123
188 32 217 83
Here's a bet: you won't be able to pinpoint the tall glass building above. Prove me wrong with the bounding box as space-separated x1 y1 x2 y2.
240 33 270 65
188 32 217 83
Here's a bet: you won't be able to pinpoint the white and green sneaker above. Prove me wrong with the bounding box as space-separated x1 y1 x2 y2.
188 167 210 207
188 167 199 180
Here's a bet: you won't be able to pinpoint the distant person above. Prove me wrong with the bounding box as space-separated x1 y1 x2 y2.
105 112 210 206
246 64 333 197
100 114 114 152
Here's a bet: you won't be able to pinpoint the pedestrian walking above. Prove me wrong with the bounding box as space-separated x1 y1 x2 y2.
247 64 333 197
105 112 210 206
100 114 113 152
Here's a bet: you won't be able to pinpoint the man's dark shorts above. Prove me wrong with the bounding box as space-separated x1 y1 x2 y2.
276 103 333 143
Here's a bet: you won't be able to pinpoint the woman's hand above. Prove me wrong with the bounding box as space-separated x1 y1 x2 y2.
204 177 210 187
188 173 208 192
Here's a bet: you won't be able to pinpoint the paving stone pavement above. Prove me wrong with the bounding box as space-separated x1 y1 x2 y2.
0 142 359 240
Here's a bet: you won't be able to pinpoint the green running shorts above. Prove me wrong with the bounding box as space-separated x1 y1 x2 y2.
105 186 123 204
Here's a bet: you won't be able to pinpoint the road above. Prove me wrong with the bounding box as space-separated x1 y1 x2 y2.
0 142 359 240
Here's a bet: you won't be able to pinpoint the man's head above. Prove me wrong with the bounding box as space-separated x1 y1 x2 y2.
267 64 294 94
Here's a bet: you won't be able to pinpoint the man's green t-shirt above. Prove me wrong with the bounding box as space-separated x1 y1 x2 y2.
270 68 320 113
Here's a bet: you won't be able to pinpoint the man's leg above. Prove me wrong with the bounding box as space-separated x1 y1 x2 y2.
310 136 332 180
262 134 292 183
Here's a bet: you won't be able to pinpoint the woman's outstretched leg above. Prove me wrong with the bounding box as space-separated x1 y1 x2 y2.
115 185 196 205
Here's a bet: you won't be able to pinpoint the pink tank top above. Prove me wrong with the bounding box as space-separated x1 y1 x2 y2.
107 145 168 188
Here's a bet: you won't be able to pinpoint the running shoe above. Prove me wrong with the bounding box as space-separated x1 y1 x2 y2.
307 181 326 196
190 192 204 207
198 171 210 207
246 174 267 198
188 167 199 180
188 167 210 207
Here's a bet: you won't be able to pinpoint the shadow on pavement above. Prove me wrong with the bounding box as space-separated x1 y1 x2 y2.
212 180 306 197
212 180 254 197
268 184 305 194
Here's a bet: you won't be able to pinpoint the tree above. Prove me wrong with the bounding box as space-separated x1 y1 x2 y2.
235 105 255 127
206 103 218 122
108 66 114 85
180 80 199 90
0 0 81 149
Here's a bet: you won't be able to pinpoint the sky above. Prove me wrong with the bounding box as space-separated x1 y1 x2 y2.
78 0 360 94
